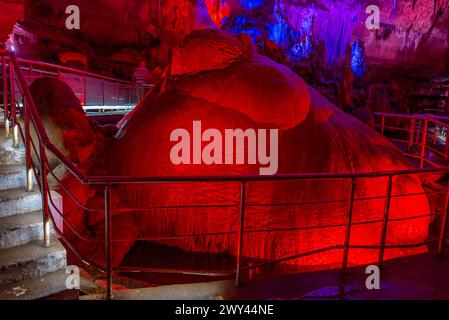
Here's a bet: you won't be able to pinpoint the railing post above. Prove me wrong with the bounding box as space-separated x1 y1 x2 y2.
433 120 437 144
381 115 385 135
12 123 19 147
27 167 33 192
438 181 449 255
235 181 246 287
2 58 10 137
415 119 421 144
4 118 10 138
102 81 105 106
83 77 87 106
342 177 356 273
39 143 50 247
24 98 33 192
444 126 449 160
409 118 415 149
9 61 19 147
104 185 113 299
378 175 393 268
116 82 120 106
29 63 33 84
420 119 428 169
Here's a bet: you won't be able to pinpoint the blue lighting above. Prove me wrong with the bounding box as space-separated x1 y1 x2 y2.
301 16 313 36
350 40 366 77
224 16 261 42
289 35 313 60
267 1 289 44
240 0 264 10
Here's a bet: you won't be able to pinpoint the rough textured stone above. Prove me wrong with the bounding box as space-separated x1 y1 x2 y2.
35 30 432 270
0 165 26 191
0 270 71 300
0 240 66 285
0 188 42 218
0 210 52 249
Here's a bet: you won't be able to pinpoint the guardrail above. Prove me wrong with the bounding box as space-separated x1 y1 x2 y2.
1 55 151 114
374 112 449 168
1 51 449 299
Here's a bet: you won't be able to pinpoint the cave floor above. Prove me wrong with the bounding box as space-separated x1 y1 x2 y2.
175 250 447 299
222 250 449 300
79 249 449 300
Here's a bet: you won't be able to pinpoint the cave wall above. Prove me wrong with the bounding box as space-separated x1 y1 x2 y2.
9 0 216 76
212 0 449 114
9 0 160 77
213 0 449 70
4 0 449 113
9 1 448 69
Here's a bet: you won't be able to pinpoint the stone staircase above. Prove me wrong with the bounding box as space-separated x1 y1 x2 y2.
0 124 68 300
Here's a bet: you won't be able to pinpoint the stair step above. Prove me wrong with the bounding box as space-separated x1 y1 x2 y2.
0 270 72 300
0 132 26 166
0 240 66 285
0 188 42 218
0 165 26 191
0 210 54 249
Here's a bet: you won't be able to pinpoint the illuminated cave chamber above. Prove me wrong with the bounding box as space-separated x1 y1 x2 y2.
34 29 430 270
12 0 449 271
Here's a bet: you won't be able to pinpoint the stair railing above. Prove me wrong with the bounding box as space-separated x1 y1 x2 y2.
375 112 449 168
2 52 449 300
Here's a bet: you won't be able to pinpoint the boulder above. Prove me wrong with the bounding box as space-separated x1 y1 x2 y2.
108 30 430 268
38 30 431 270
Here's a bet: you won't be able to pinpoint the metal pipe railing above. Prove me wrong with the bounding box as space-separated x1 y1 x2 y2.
420 119 429 168
39 142 51 247
342 177 356 273
16 57 140 85
438 180 449 255
10 55 151 110
104 185 113 299
2 58 9 136
2 52 449 298
378 175 393 268
235 181 246 287
375 112 449 166
9 61 18 147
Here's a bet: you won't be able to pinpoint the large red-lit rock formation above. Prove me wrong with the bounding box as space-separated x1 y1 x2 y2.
37 29 431 271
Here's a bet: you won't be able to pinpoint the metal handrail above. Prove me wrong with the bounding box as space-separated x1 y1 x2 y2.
1 59 448 182
2 51 449 299
15 57 149 86
374 111 449 167
4 55 152 110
